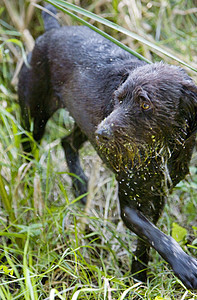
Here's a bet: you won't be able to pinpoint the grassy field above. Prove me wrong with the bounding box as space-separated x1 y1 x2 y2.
0 0 197 299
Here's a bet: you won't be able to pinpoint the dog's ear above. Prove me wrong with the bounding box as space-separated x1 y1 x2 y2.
172 80 197 179
183 80 197 94
113 71 130 102
180 80 197 138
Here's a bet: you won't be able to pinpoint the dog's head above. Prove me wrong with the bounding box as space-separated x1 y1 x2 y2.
96 62 197 181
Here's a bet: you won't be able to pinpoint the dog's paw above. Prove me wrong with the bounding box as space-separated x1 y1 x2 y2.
173 254 197 290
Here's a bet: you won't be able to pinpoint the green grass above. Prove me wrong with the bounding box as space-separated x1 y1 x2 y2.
0 0 197 298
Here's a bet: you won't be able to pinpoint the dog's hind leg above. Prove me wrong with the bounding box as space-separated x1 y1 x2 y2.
18 43 58 154
61 124 88 204
131 239 150 282
18 54 34 154
18 66 52 155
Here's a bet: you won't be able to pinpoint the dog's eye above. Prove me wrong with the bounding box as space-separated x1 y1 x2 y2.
141 102 150 110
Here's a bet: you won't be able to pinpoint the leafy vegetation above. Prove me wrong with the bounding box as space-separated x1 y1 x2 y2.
0 0 197 298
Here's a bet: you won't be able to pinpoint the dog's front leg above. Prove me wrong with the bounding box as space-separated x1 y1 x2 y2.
131 238 150 282
120 204 197 289
61 124 88 204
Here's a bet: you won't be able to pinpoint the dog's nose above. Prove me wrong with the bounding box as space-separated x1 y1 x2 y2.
95 126 113 142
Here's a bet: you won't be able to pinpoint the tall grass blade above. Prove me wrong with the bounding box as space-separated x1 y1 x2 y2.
23 231 35 300
0 168 15 222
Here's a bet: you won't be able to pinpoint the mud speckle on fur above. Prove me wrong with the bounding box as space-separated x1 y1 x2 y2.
18 4 197 289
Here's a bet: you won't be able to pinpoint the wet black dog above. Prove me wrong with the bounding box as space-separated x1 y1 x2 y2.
18 5 197 289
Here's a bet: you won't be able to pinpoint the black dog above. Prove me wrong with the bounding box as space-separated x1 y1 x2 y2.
18 5 197 289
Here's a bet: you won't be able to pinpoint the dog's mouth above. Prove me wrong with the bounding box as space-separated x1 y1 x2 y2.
95 125 172 180
95 127 149 173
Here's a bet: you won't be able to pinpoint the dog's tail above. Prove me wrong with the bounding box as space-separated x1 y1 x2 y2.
42 4 60 31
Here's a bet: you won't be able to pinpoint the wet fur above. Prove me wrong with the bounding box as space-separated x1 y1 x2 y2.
18 5 197 289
